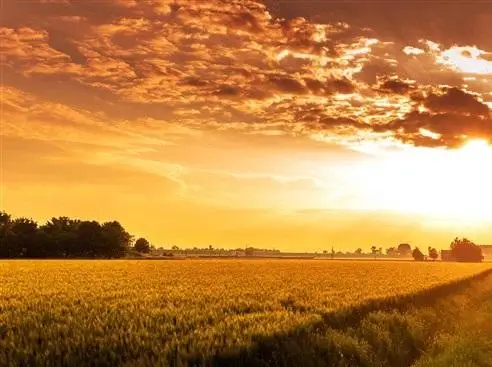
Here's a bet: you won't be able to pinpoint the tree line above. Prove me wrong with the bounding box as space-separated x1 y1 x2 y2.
0 211 484 262
331 241 483 263
408 238 483 262
0 212 137 258
411 237 483 262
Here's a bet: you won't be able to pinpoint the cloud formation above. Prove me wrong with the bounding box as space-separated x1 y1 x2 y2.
1 0 491 149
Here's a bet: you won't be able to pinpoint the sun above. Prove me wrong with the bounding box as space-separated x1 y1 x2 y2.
459 139 492 159
349 139 492 222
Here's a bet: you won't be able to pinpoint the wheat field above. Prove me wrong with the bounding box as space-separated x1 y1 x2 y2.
0 260 490 365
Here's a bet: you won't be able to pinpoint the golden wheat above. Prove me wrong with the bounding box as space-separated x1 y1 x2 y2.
0 260 489 365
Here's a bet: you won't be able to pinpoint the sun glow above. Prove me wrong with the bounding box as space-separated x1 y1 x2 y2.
459 139 491 158
348 139 492 222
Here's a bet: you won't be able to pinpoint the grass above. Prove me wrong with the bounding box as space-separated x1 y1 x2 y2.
0 260 490 365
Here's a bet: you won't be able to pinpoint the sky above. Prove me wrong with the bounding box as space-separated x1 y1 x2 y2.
1 0 492 251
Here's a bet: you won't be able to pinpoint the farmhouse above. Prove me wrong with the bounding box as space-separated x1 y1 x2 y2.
480 245 492 259
440 249 455 262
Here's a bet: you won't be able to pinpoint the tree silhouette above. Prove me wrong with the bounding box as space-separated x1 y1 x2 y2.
101 221 132 258
450 238 483 263
371 246 377 259
0 213 13 258
0 211 133 259
412 247 425 261
76 221 103 257
428 247 439 261
135 238 151 254
7 218 38 257
245 247 255 256
386 247 398 257
398 243 412 256
0 212 11 237
40 217 80 257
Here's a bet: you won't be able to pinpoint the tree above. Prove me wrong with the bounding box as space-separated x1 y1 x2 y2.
0 212 13 258
412 247 425 261
386 247 398 257
398 243 412 257
0 212 134 259
0 212 11 236
76 221 103 257
101 221 132 258
371 246 377 259
354 248 363 256
428 247 439 261
40 217 80 257
134 238 151 254
245 247 255 256
450 238 483 263
11 218 38 258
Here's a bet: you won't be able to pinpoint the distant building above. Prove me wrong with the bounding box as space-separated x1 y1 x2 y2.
440 249 455 262
480 245 492 259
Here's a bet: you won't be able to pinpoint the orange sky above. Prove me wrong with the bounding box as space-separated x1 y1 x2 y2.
1 0 492 251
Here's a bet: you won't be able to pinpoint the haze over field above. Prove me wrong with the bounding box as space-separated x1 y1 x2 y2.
1 0 492 250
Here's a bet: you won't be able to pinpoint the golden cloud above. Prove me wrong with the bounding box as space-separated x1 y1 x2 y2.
1 0 491 150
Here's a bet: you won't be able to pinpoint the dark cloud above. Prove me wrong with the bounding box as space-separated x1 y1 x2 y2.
303 77 355 95
280 17 335 55
318 117 365 129
214 85 240 96
424 88 490 117
376 111 492 148
269 75 308 95
353 56 398 85
244 88 273 100
329 78 355 94
265 1 492 51
367 84 491 148
378 79 413 94
303 78 325 94
182 77 209 87
228 11 263 33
